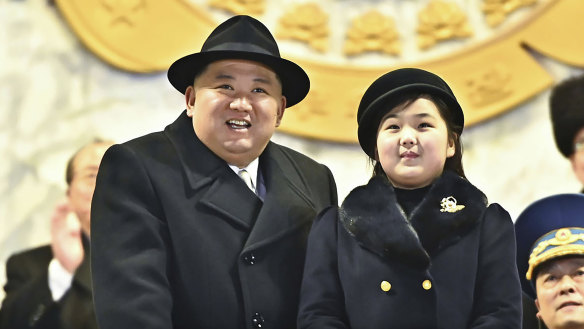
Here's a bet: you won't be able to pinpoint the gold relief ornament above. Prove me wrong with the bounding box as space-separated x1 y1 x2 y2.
208 0 265 15
100 0 146 26
344 11 401 56
276 3 329 52
483 0 538 27
440 196 465 213
464 63 513 107
291 89 328 121
417 0 473 50
54 0 584 142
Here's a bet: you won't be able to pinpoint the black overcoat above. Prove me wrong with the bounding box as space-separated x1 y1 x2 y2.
90 111 338 329
298 173 521 329
0 242 96 329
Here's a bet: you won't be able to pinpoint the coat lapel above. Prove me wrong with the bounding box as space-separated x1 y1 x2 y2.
199 172 263 229
410 171 487 254
165 111 262 230
243 142 317 251
340 177 430 269
74 235 92 292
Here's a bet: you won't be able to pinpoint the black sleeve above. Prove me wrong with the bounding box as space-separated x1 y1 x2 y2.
469 203 522 328
298 207 349 329
91 144 172 329
0 254 60 329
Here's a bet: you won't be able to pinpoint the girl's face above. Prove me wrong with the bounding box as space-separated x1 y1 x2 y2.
376 97 455 189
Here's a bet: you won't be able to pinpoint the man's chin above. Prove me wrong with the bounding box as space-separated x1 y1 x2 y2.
556 313 584 329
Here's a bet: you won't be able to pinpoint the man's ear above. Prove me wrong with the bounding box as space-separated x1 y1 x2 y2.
185 86 196 117
275 96 286 127
535 298 541 313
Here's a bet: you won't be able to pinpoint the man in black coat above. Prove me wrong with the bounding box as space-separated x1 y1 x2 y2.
0 139 112 329
516 194 584 329
90 15 338 329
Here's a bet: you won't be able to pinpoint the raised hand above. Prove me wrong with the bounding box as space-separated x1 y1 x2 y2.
50 200 84 274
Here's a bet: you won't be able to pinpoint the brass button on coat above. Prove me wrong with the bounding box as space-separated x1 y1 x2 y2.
380 280 392 292
422 279 432 290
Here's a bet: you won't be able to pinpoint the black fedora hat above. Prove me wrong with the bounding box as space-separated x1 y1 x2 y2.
167 15 309 108
357 68 464 158
515 193 584 298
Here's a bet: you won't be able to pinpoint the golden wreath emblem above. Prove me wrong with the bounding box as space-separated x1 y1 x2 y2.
440 196 465 213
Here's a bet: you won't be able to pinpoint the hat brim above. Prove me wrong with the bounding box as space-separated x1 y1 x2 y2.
357 83 464 158
167 50 310 108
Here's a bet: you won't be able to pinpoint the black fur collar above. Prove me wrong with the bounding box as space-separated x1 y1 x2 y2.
340 171 487 269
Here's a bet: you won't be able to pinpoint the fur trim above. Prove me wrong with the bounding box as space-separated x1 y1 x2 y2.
340 171 487 269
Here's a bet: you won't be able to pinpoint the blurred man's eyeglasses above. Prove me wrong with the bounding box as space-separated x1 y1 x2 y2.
575 141 584 153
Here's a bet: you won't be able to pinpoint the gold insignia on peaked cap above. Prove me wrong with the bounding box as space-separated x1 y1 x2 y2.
526 227 584 280
440 196 465 213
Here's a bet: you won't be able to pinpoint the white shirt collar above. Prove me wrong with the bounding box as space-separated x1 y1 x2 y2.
228 158 259 189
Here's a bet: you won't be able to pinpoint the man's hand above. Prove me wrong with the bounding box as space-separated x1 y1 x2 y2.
50 201 84 274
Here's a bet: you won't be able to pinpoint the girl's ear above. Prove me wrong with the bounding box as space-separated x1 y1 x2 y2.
446 134 457 158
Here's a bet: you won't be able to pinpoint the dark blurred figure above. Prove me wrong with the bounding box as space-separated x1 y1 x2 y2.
550 74 584 191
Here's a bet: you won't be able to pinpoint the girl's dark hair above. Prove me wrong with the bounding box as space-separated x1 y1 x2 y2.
370 93 465 180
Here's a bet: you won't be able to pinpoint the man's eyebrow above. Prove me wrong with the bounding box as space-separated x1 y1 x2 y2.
215 74 234 80
77 165 99 172
253 77 273 84
213 74 274 85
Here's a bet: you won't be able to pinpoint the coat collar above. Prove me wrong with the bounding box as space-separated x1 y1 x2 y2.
340 171 487 269
164 111 317 247
165 110 228 191
242 143 318 251
73 234 92 293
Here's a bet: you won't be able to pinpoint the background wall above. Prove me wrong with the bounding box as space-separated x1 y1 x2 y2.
1 0 582 301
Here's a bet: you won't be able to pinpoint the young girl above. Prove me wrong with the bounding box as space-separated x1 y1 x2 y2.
298 68 521 329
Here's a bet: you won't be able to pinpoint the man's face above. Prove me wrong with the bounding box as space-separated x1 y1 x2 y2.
67 142 111 236
570 127 584 186
185 59 286 168
535 257 584 329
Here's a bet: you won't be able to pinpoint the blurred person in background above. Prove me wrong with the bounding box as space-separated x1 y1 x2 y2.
0 139 112 329
550 74 584 191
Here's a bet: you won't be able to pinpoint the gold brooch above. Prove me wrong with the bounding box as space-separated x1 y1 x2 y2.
440 196 465 213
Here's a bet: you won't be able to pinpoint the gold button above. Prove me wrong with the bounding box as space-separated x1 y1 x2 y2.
422 279 432 290
380 280 392 292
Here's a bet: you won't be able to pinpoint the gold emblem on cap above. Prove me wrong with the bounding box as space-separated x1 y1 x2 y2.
380 281 392 292
526 228 584 280
440 196 465 213
556 228 571 242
